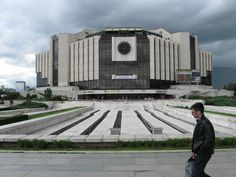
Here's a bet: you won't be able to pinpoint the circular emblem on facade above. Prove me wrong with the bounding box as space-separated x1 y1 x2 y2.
118 41 131 55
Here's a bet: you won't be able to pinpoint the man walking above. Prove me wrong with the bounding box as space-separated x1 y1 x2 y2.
191 102 215 177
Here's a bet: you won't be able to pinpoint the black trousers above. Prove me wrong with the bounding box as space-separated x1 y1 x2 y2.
192 152 212 177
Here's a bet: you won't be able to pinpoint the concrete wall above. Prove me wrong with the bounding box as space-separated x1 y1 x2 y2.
198 49 212 77
148 35 179 81
35 50 49 79
172 32 191 70
69 36 101 82
0 107 92 134
58 33 77 86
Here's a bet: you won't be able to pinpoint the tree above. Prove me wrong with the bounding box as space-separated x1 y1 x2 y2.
223 82 236 91
44 88 52 100
5 91 19 100
26 93 31 103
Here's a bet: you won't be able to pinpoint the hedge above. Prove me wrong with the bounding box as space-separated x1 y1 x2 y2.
0 101 48 111
15 137 236 150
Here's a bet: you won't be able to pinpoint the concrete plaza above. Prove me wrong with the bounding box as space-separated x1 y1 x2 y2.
0 149 235 177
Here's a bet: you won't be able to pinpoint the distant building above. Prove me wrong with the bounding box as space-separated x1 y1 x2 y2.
36 27 213 99
15 81 25 92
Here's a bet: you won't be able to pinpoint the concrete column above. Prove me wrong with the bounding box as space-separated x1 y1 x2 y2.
160 39 165 80
199 51 203 76
74 42 78 82
155 37 160 80
210 54 212 71
43 52 46 78
45 52 48 78
170 42 174 81
44 52 46 78
75 42 79 82
48 36 54 86
194 36 200 70
35 54 38 73
41 53 44 78
79 40 84 81
165 41 170 80
201 52 204 77
205 53 208 72
205 53 207 76
84 39 89 81
203 52 205 76
207 53 210 71
174 44 179 78
70 43 75 82
148 35 155 79
94 36 100 80
88 37 94 80
39 53 42 73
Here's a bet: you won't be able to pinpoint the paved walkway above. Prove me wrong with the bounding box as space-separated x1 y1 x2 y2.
0 150 235 177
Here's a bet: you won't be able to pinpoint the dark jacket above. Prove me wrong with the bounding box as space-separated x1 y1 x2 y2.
192 115 215 154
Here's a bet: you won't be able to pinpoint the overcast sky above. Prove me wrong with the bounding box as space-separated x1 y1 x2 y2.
0 0 236 88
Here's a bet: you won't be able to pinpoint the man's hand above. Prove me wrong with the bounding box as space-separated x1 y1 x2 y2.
192 153 197 159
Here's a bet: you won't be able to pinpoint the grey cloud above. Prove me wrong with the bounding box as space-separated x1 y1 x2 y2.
0 0 236 88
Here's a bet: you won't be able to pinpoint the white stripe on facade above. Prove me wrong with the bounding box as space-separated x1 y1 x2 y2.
174 44 178 75
148 36 155 79
79 41 84 81
165 41 170 80
155 37 161 80
35 55 38 73
75 42 79 82
160 39 165 80
170 42 175 81
89 37 94 80
94 36 100 80
210 55 212 71
45 52 48 78
74 42 79 82
83 39 88 81
70 44 75 82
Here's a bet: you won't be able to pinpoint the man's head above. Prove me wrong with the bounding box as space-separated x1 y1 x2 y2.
191 102 204 119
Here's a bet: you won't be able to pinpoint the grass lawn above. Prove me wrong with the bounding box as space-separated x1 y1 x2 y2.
29 106 82 119
172 105 236 118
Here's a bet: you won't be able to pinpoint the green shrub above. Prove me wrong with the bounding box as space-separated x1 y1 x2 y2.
17 139 34 148
44 88 52 100
0 101 48 111
32 139 49 148
50 96 63 101
12 137 236 150
215 137 236 147
17 139 49 149
17 139 73 149
116 138 192 149
116 137 236 149
185 95 236 107
51 140 73 148
223 82 236 91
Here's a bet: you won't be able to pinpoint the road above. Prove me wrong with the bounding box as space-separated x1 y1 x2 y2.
0 149 235 177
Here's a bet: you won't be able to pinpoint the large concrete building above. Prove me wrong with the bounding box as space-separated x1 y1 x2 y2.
35 27 213 99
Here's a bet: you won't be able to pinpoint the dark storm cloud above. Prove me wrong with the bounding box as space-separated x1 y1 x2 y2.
0 0 236 87
56 0 236 68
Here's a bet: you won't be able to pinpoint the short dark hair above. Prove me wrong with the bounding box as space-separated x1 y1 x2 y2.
191 102 204 113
